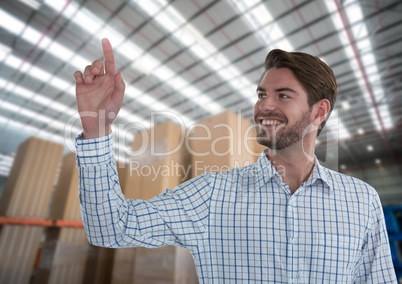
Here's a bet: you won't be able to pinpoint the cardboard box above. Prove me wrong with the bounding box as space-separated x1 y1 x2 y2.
33 153 91 284
82 245 114 284
190 110 263 177
0 137 63 284
111 121 198 284
131 120 191 199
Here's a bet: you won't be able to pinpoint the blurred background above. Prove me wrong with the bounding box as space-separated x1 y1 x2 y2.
0 0 401 283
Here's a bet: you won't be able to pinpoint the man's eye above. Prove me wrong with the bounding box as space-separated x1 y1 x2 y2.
257 93 266 99
279 94 289 99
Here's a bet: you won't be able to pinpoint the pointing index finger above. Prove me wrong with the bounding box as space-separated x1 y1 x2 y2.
101 38 116 76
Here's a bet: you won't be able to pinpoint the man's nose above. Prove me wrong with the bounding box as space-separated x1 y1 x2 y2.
259 95 277 112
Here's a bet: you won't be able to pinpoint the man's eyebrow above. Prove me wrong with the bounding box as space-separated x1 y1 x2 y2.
256 87 298 94
275 87 298 93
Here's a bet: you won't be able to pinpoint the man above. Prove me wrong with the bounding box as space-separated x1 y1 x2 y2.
74 38 397 283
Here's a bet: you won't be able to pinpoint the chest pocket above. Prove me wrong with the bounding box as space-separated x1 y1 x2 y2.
311 233 362 281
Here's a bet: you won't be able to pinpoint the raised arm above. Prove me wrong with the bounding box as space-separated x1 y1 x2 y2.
73 38 125 139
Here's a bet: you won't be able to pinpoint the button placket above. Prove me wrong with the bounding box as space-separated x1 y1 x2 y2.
287 194 299 283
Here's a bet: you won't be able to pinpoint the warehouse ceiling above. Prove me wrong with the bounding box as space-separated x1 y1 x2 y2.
0 0 401 179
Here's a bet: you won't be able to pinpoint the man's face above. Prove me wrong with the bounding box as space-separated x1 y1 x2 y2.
253 67 314 150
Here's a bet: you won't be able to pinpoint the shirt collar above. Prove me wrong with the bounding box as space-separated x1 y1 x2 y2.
255 152 333 194
305 159 333 194
255 151 280 187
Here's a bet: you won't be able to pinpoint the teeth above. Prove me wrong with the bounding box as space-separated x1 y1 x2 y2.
262 120 281 126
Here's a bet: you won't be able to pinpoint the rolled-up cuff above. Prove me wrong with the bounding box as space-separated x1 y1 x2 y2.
75 132 114 167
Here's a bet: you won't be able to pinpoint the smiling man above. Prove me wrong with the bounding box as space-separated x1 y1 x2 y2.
254 50 334 193
74 39 397 283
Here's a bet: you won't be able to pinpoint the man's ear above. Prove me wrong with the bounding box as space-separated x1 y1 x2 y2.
312 99 331 126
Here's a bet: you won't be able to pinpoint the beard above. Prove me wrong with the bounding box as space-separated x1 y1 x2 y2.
256 110 313 150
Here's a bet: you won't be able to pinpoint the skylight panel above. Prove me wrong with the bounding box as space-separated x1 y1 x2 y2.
137 0 164 18
0 78 69 114
155 12 181 33
135 95 167 112
0 42 11 61
42 0 223 118
324 0 393 131
22 26 45 45
133 0 256 105
43 0 67 12
28 65 52 82
4 54 24 70
152 66 178 83
0 101 19 112
46 41 75 60
0 77 142 147
0 9 87 71
48 76 71 91
73 9 103 32
119 41 143 61
189 44 210 60
228 0 293 51
168 76 188 90
345 4 364 23
379 105 393 129
97 26 126 46
175 28 197 46
0 9 25 34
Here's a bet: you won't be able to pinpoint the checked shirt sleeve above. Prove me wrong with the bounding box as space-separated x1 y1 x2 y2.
356 191 397 283
75 133 211 249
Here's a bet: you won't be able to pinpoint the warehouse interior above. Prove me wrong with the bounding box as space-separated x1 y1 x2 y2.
0 0 401 283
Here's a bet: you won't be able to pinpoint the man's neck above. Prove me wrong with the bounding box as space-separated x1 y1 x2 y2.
266 141 315 194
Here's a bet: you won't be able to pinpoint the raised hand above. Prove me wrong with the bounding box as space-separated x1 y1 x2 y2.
74 38 125 139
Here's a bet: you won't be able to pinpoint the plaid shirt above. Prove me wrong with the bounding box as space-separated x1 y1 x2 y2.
76 133 397 283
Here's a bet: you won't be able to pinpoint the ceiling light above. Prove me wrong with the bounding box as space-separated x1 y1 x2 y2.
357 128 364 135
375 158 381 164
341 101 351 110
367 145 374 152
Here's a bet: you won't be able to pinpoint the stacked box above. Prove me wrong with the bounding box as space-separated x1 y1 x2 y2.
32 152 90 284
132 120 191 198
111 121 198 284
0 137 63 284
82 245 114 284
190 110 263 177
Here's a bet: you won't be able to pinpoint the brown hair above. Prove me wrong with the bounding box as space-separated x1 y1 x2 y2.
264 49 337 136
